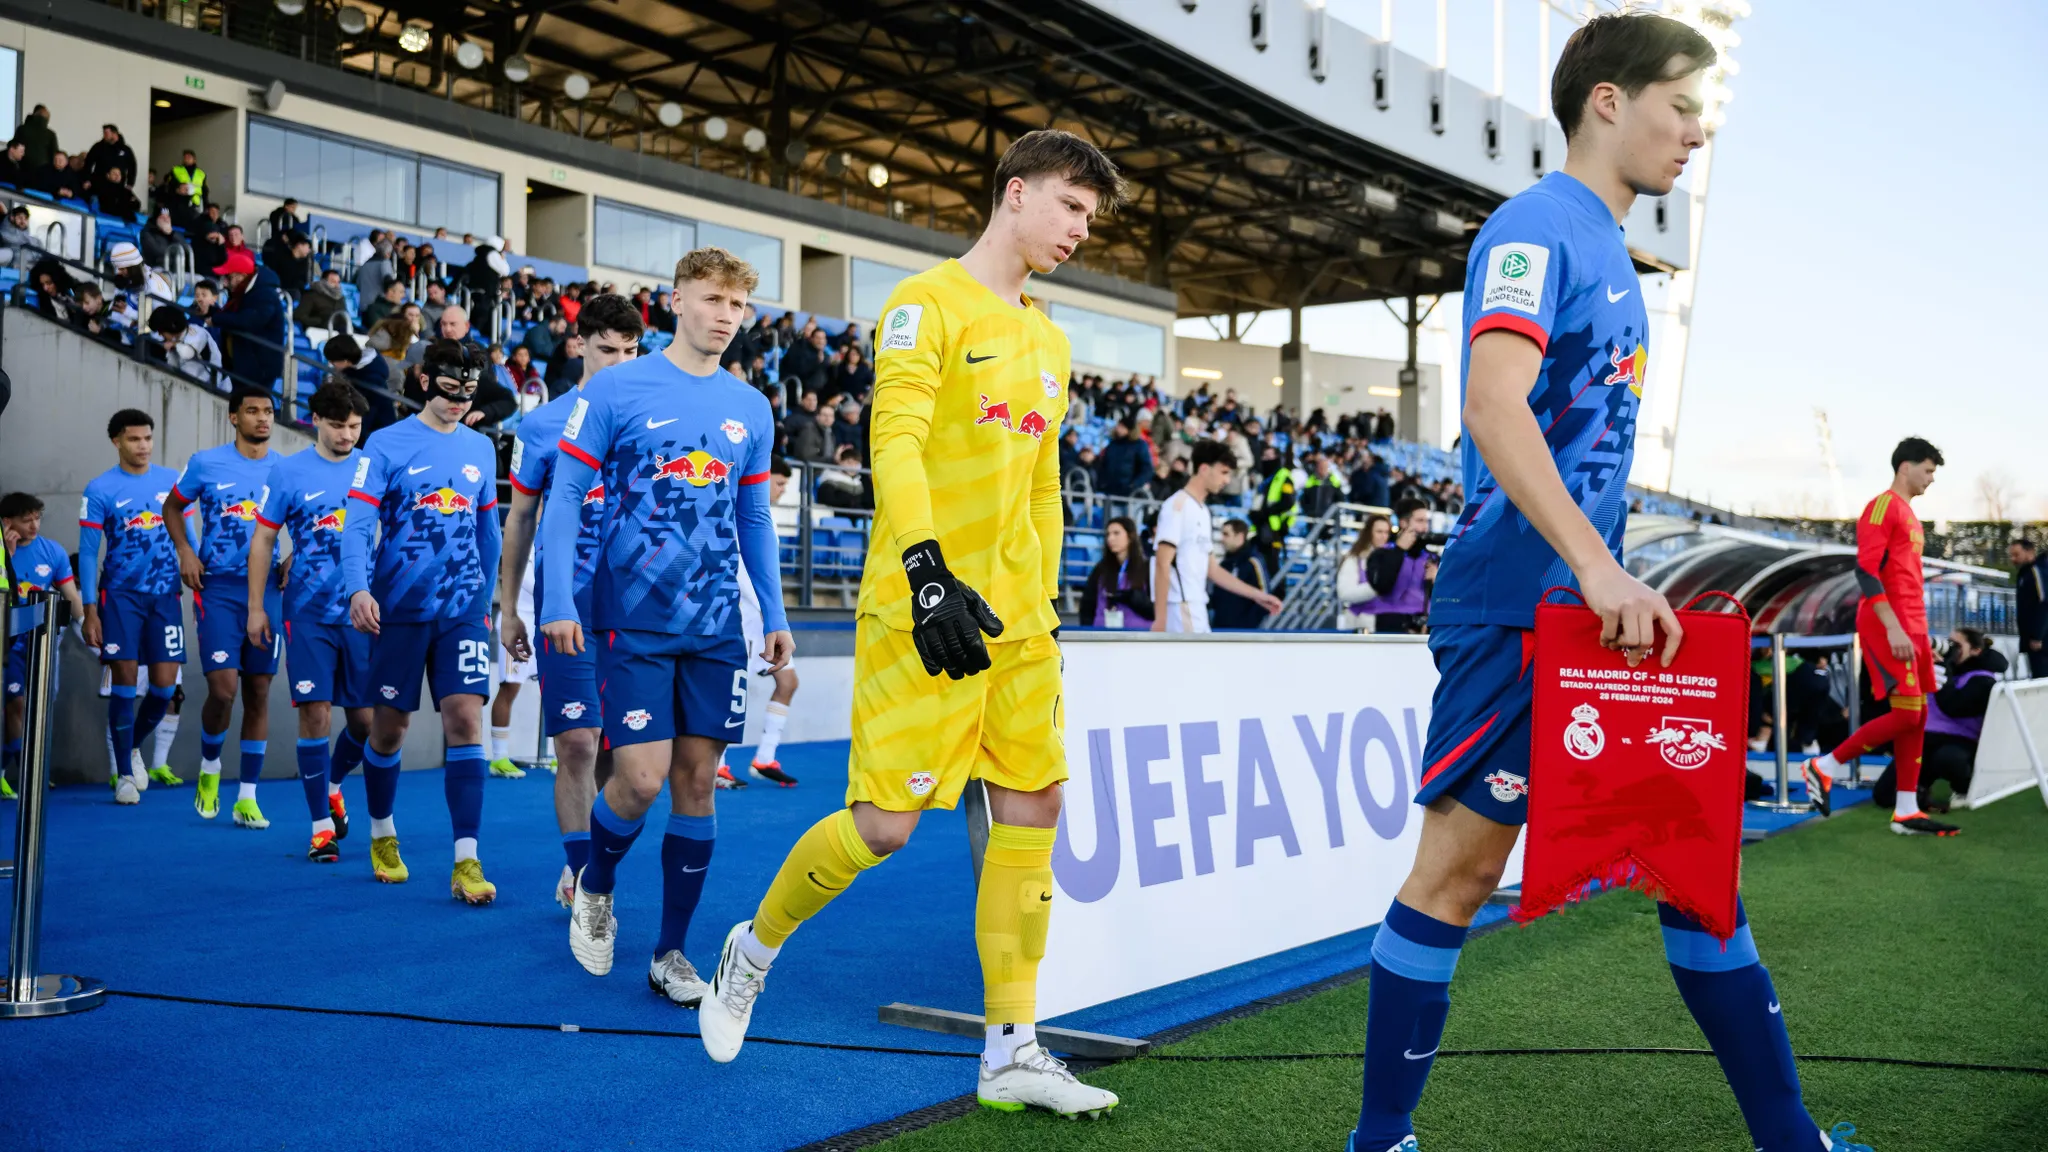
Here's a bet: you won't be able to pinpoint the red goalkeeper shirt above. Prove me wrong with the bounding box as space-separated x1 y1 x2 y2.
1854 490 1926 633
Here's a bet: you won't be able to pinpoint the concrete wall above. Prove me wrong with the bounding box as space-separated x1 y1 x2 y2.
799 251 849 319
524 190 588 268
0 309 463 784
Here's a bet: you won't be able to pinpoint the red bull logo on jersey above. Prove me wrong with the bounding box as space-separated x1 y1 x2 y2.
310 509 347 532
122 510 166 531
1017 410 1049 441
1645 717 1724 770
412 487 474 514
650 451 732 487
1603 344 1648 397
220 499 262 521
976 394 1049 441
582 484 606 507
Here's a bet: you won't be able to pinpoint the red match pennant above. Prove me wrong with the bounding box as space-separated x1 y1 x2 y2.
1514 589 1751 940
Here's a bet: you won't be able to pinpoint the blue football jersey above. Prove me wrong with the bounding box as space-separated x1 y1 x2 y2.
1431 172 1650 629
510 388 603 623
79 464 189 600
539 354 784 638
175 442 283 577
340 415 501 624
8 536 74 596
258 448 362 625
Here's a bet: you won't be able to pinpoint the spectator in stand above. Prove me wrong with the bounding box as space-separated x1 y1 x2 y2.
830 343 874 399
1335 514 1391 634
0 140 28 186
503 343 542 398
106 241 173 331
1080 516 1153 630
82 125 137 194
266 197 302 238
189 219 227 278
11 105 56 171
1147 456 1191 504
1348 451 1390 510
780 326 833 397
1299 450 1345 522
144 303 223 389
26 257 76 323
165 150 207 222
187 280 223 332
458 239 507 336
361 275 406 328
71 283 117 344
419 279 452 331
137 206 178 270
1373 408 1395 441
354 237 395 308
364 316 419 382
221 224 252 265
1099 417 1154 500
782 391 827 463
322 332 397 435
89 166 140 219
31 150 79 200
210 249 287 390
557 281 583 325
0 203 42 271
1367 497 1435 634
1210 519 1275 631
261 230 315 300
414 242 443 283
815 443 871 510
294 267 348 330
543 328 582 399
437 303 488 352
522 311 566 363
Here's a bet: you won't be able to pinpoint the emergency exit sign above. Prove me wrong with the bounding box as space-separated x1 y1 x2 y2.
184 75 206 91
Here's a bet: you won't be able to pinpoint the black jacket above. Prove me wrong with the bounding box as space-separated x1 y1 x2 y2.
213 266 289 389
1933 647 2008 728
261 235 313 298
1209 545 1270 630
780 340 833 396
1079 556 1152 626
2016 558 2047 644
82 137 139 191
1099 437 1153 497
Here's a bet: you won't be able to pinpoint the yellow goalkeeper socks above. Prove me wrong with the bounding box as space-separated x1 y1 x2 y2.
978 822 1057 1029
752 808 884 949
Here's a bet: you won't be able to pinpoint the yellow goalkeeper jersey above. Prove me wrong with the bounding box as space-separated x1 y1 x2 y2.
856 259 1069 639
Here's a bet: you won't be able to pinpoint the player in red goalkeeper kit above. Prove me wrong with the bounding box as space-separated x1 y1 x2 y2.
1803 437 1959 835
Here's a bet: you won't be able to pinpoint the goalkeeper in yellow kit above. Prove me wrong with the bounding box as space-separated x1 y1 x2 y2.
699 130 1125 1117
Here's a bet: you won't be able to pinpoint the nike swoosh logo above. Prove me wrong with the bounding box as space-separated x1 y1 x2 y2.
216 481 236 489
1768 1001 1781 1014
807 871 846 892
116 499 133 507
645 417 678 430
682 865 707 873
304 491 324 501
1404 1047 1439 1060
463 675 487 684
725 717 744 727
408 465 433 475
1606 286 1630 302
964 352 996 364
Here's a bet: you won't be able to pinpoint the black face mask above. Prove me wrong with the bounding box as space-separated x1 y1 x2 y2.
427 366 480 401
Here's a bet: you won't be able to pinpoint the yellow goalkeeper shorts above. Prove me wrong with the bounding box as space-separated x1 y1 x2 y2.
845 614 1068 812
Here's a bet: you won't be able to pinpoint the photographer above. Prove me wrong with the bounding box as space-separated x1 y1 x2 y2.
1874 628 2005 813
1367 497 1436 634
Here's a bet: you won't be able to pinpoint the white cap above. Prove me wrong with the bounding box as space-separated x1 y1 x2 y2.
109 241 143 269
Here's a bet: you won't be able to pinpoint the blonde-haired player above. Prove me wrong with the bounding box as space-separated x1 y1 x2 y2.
699 130 1124 1118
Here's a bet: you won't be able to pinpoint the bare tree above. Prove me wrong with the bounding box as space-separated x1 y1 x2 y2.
1977 469 2021 522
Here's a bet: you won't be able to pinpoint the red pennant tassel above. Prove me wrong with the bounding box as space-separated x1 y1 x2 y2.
1516 592 1751 940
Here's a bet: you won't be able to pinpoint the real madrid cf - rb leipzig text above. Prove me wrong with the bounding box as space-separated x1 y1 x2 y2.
1035 634 1523 1019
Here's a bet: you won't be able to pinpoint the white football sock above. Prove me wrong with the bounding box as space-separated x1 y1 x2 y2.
201 758 222 777
238 781 257 802
1894 793 1922 819
313 817 336 837
738 924 779 969
454 836 479 863
984 1023 1037 1068
756 701 790 762
1809 752 1842 779
370 816 397 839
489 727 511 761
328 782 342 797
152 712 180 767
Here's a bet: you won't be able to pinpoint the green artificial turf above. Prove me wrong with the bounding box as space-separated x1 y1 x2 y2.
878 798 2048 1151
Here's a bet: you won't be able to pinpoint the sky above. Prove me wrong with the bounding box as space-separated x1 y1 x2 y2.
1176 1 2048 522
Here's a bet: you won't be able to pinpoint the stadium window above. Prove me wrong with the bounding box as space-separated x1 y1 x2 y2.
0 48 18 143
699 222 782 302
594 199 696 279
1049 302 1165 378
245 115 496 235
851 258 916 321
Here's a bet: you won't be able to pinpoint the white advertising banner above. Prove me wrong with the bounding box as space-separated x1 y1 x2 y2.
1037 633 1524 1019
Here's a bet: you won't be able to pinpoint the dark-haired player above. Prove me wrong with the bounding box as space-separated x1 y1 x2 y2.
1803 438 1956 837
341 340 503 903
3 492 85 800
164 388 282 826
697 129 1123 1120
500 292 643 909
249 382 373 862
1350 14 1870 1152
80 409 193 806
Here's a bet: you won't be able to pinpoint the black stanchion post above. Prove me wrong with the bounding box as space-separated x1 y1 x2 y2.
3 590 108 1018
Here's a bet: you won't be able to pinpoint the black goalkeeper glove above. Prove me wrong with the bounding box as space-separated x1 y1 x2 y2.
903 540 1004 680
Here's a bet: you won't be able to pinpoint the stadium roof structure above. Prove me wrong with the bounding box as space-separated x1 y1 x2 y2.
81 0 1558 317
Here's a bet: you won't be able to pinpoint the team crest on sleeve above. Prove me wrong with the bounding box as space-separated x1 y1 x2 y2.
352 457 372 487
510 440 524 471
462 464 482 484
564 398 590 439
1480 242 1549 315
721 419 748 444
79 495 90 519
880 304 923 353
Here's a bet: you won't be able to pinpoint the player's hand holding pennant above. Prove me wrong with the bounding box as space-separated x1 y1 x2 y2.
1515 589 1751 939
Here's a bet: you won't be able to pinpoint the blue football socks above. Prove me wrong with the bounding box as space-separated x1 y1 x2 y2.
132 682 176 751
1661 900 1821 1151
444 744 486 845
330 728 366 785
580 792 644 895
199 725 228 767
107 685 137 779
563 831 591 877
653 813 715 958
296 738 331 821
238 739 267 785
362 742 401 822
1355 901 1468 1151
